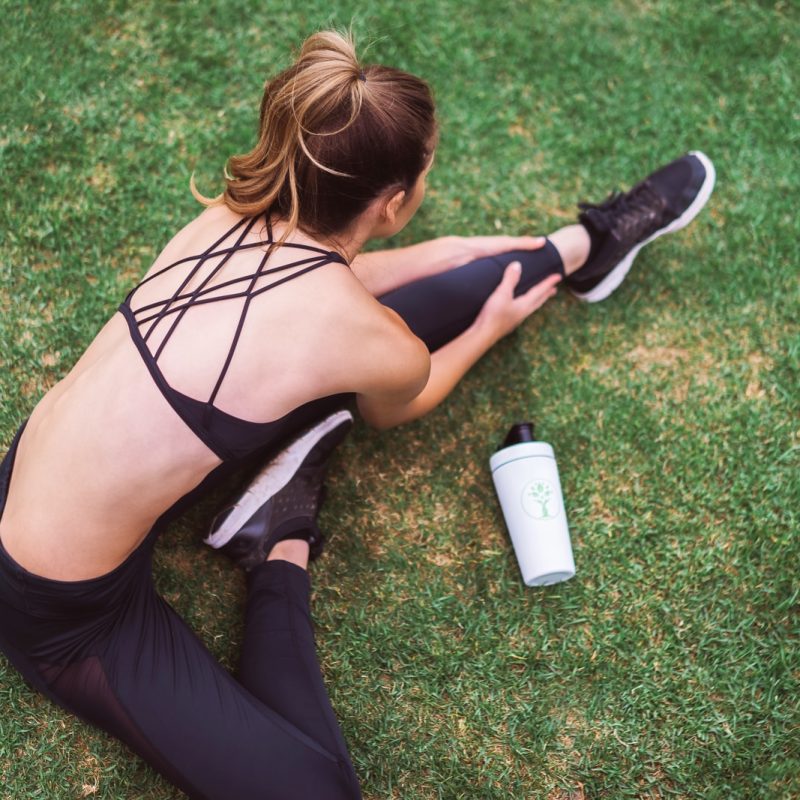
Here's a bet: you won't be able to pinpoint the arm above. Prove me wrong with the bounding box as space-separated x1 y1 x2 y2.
357 264 562 429
351 234 546 296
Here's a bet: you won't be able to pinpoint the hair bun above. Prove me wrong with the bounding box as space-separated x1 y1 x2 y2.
298 30 360 79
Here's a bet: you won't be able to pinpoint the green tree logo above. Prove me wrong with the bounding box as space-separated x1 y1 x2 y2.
521 479 560 520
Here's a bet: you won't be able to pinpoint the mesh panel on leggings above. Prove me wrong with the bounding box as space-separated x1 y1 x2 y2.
39 656 201 796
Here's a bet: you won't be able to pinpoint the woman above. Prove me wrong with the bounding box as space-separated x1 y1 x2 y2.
0 30 714 800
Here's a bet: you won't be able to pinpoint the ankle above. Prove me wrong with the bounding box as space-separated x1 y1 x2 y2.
267 539 310 570
548 224 591 276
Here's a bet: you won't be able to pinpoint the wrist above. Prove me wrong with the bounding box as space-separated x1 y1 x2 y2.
467 313 502 349
439 235 466 270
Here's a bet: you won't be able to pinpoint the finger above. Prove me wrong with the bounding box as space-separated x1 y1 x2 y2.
523 283 558 314
518 273 561 310
489 260 522 301
501 261 523 292
511 235 547 250
520 272 562 295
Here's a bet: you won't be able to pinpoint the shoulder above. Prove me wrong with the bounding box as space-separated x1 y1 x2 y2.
139 206 238 283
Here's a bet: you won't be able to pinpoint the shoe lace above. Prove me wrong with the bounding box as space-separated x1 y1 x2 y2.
579 180 665 240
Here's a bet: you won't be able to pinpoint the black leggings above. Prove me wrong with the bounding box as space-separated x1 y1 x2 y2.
0 244 563 800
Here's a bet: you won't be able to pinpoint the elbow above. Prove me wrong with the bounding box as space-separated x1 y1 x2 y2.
358 404 404 431
355 340 430 431
356 395 418 431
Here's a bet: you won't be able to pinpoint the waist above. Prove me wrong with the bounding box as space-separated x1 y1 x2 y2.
0 420 158 591
0 422 157 615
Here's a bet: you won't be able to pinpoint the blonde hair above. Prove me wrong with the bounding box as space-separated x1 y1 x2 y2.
192 30 437 243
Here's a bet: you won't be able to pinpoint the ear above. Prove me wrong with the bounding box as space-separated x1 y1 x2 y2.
382 189 407 225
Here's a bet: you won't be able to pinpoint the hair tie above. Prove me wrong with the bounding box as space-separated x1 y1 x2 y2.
358 70 367 83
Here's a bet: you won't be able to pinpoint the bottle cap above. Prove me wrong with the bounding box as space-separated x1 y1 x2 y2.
502 422 535 449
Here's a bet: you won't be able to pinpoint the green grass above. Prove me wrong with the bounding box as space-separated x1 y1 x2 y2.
1 0 798 797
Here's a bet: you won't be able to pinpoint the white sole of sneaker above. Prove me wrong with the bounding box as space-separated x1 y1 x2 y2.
204 409 353 549
573 150 716 303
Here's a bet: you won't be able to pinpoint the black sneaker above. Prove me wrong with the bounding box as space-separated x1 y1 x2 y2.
567 151 715 302
204 410 353 570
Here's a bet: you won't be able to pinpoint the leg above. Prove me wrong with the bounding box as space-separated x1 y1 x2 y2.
377 227 588 353
0 557 360 800
115 566 360 799
239 557 360 794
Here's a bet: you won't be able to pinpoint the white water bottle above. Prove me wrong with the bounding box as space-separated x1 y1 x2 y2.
489 422 575 586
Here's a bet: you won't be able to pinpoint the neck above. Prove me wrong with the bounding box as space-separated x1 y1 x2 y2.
270 217 373 265
314 219 374 264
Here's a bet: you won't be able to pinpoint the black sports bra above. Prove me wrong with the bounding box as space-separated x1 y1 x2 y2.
118 213 348 462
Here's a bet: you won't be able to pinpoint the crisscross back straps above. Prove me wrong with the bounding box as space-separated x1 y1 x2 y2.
125 213 348 417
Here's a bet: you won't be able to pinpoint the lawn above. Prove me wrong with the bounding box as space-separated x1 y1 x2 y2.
1 1 798 798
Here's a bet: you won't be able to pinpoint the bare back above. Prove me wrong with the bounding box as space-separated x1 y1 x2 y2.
0 205 407 580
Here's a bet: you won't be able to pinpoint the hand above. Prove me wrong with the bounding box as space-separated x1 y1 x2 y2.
445 234 547 269
474 262 561 344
